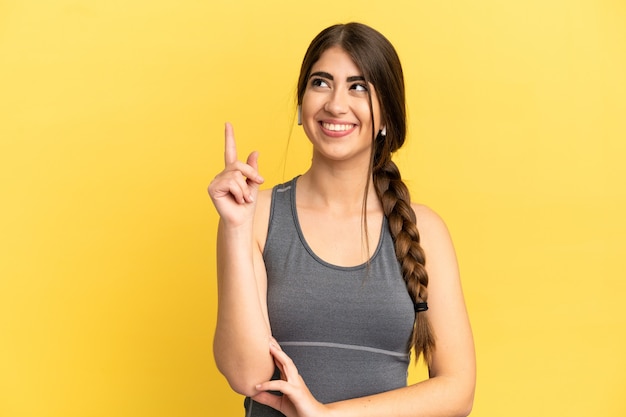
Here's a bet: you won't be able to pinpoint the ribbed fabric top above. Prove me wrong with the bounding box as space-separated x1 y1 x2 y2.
245 177 414 416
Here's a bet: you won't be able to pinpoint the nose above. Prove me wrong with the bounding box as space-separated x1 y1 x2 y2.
324 88 349 115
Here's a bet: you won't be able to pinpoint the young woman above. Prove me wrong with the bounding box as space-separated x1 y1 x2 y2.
208 23 475 417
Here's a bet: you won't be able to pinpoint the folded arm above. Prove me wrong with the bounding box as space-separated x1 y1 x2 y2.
254 204 476 417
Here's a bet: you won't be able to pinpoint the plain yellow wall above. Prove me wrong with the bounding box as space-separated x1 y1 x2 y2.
1 1 625 416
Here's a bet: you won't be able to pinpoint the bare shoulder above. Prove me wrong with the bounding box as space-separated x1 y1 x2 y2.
256 188 274 210
410 203 458 272
411 203 452 242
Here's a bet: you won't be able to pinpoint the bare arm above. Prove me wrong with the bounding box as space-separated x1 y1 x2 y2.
209 123 275 396
254 204 475 417
326 205 475 416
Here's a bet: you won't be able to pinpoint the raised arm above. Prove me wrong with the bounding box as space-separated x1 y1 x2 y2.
208 123 275 396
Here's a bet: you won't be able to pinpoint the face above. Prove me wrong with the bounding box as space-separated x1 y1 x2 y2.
300 46 383 165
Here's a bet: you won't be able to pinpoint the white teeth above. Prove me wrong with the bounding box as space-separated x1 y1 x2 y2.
322 122 354 131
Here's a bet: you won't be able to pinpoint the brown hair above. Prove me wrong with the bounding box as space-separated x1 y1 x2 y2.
297 23 435 363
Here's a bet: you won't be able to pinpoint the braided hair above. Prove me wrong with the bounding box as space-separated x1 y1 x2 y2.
297 23 435 363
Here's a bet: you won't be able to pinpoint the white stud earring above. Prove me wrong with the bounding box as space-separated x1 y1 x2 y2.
297 105 302 125
380 126 387 136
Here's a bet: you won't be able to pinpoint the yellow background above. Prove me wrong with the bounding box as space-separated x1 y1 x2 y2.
1 1 624 416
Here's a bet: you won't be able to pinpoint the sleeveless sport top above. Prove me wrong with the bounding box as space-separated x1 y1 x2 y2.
245 177 415 416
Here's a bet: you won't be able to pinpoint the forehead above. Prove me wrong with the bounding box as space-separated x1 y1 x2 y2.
310 46 362 75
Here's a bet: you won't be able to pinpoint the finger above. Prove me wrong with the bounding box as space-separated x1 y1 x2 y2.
269 336 280 347
269 342 299 379
228 168 257 203
217 161 260 203
255 380 293 396
269 340 285 356
267 341 287 379
251 391 284 411
211 173 249 205
227 179 247 205
246 151 264 184
226 160 261 182
224 122 237 166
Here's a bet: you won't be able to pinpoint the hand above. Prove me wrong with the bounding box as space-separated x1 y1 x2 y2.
252 342 331 417
207 123 264 226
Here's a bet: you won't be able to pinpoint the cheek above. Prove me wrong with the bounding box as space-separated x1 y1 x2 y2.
300 98 325 133
300 103 317 128
300 96 314 118
358 103 377 131
371 102 383 131
299 100 317 139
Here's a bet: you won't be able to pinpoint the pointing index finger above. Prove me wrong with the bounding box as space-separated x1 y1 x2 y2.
224 122 237 165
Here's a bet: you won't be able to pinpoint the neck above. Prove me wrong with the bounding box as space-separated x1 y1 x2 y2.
298 158 381 214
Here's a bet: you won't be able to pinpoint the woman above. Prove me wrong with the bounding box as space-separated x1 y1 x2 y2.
208 22 475 417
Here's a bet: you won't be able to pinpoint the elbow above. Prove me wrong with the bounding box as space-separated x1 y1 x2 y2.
225 375 263 398
453 382 475 417
216 366 270 397
214 356 275 398
213 337 275 397
438 392 473 417
456 395 474 417
432 374 475 417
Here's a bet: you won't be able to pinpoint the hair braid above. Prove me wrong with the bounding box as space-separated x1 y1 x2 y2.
373 158 435 364
296 22 436 363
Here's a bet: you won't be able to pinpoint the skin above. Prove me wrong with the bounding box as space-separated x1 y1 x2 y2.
208 47 476 417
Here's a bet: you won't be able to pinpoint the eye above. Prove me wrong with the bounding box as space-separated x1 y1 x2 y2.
311 78 329 88
351 83 369 92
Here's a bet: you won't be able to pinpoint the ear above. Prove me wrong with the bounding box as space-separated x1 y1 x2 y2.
297 105 302 125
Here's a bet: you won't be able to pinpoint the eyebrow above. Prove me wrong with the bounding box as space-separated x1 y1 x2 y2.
309 71 366 83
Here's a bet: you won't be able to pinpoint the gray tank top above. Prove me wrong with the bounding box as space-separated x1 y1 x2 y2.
245 177 415 416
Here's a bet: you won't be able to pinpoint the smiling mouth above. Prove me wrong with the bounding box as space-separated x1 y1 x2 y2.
321 122 355 132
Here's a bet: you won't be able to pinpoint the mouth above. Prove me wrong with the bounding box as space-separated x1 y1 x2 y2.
321 122 356 132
